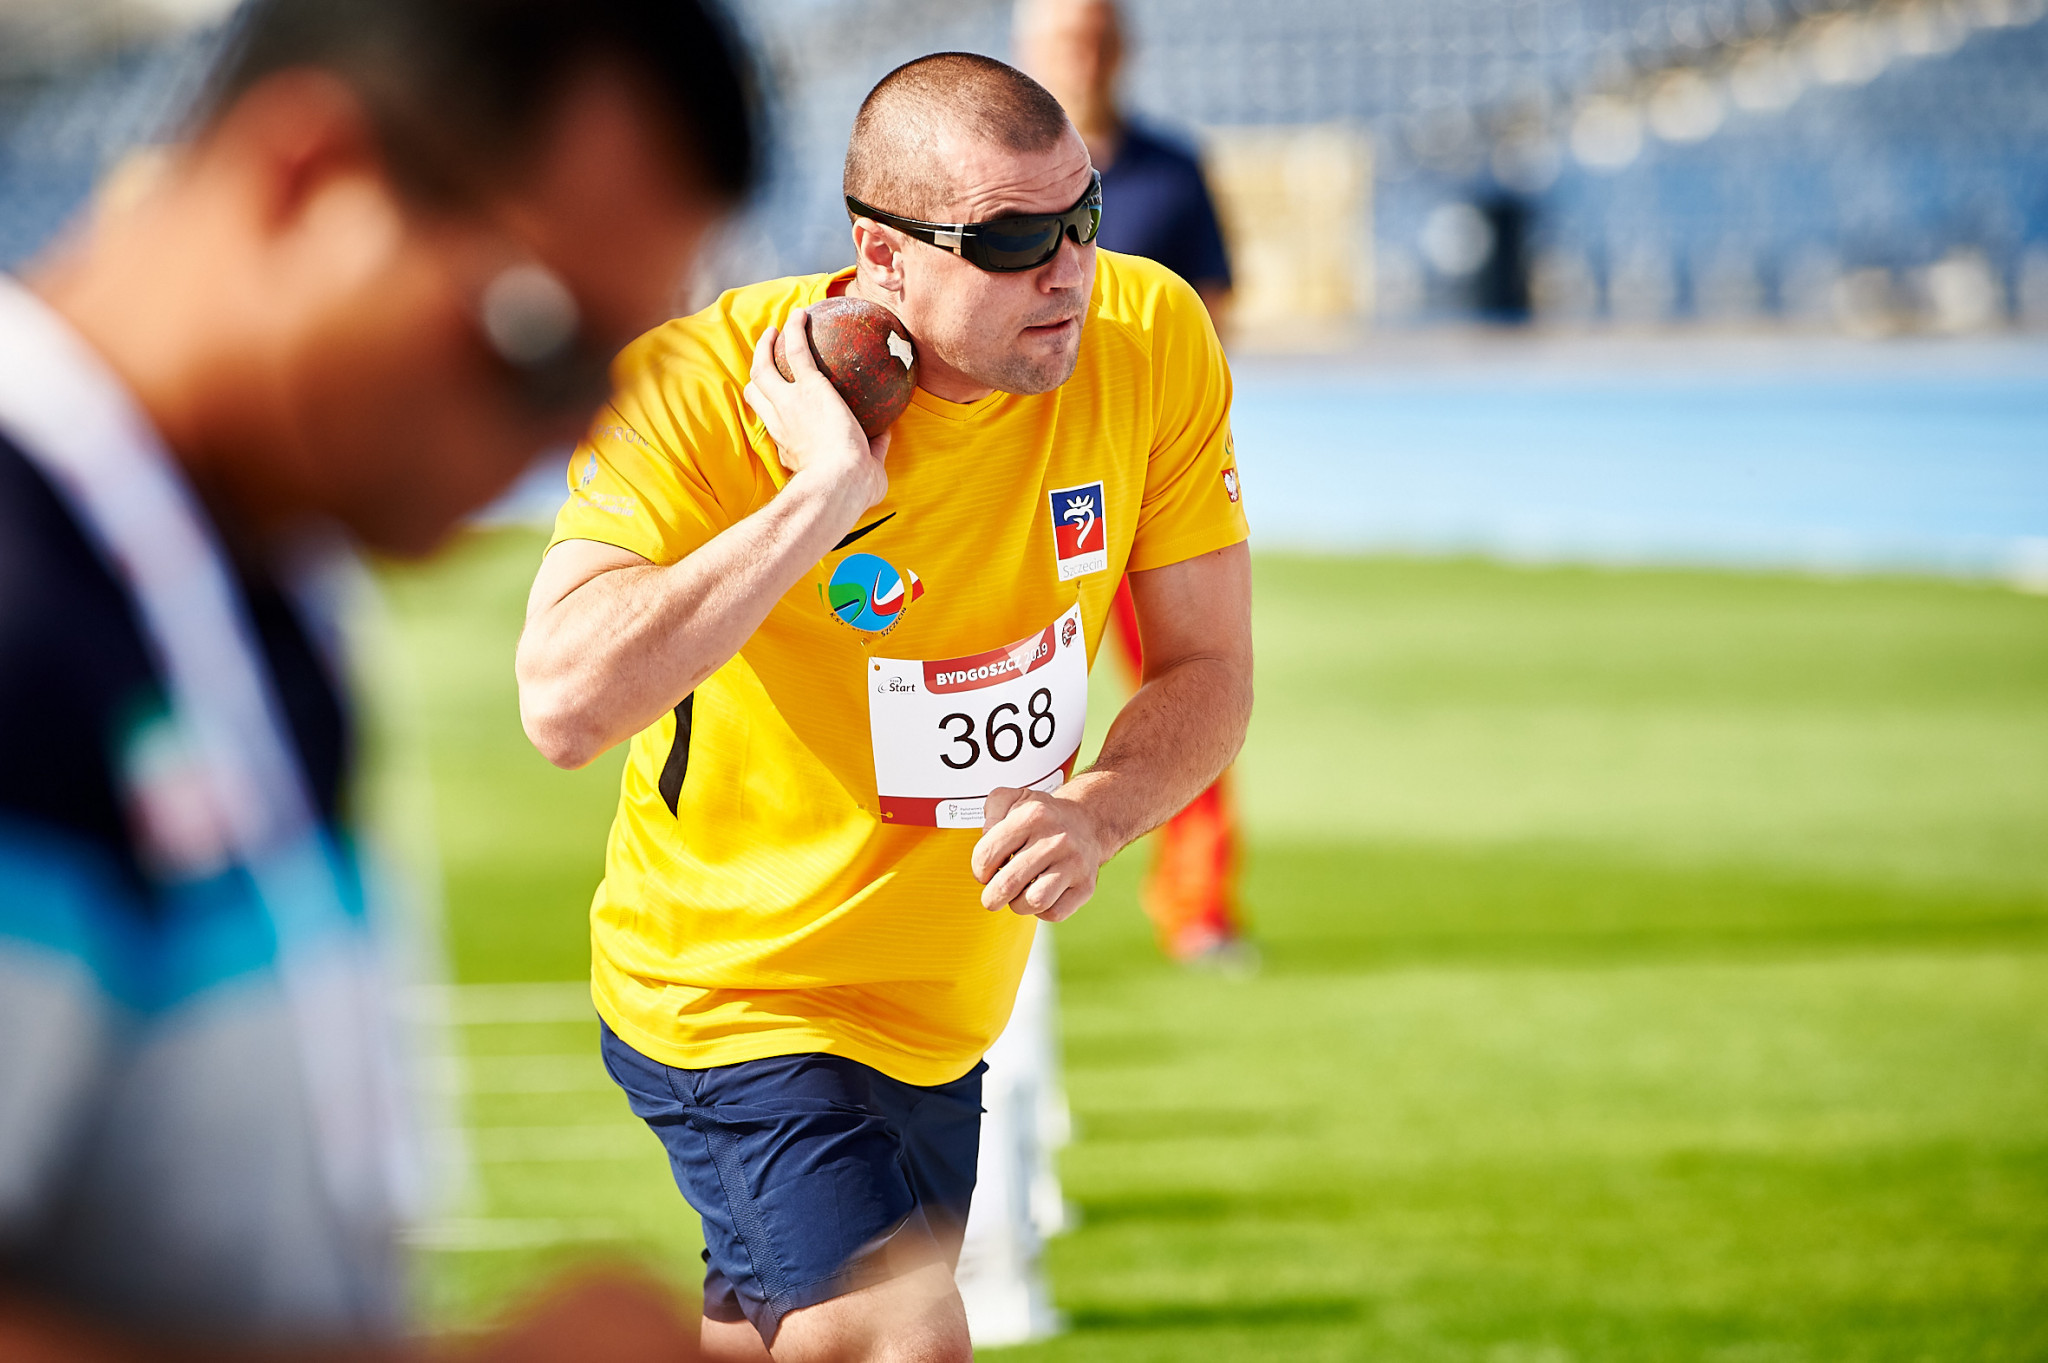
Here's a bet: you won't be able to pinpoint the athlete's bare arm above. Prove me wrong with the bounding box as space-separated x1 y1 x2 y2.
972 540 1253 919
517 310 886 769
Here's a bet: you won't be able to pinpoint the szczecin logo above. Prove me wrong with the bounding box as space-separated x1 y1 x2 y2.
1047 479 1109 582
826 552 925 632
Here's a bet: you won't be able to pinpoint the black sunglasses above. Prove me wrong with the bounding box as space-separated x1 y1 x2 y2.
845 170 1103 273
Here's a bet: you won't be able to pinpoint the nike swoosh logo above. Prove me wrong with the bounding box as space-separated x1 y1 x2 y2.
833 512 896 552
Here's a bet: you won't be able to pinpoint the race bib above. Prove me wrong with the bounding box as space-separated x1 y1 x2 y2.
870 603 1088 829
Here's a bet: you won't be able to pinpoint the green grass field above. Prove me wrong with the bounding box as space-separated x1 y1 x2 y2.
376 531 2048 1361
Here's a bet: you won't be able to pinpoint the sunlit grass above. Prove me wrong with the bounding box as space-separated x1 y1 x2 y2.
380 532 2048 1357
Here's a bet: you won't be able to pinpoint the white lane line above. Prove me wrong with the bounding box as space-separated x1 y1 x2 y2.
470 1123 654 1163
459 1053 616 1095
405 1217 624 1251
415 981 594 1025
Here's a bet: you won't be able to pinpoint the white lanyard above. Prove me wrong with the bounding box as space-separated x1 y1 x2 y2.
0 275 410 1235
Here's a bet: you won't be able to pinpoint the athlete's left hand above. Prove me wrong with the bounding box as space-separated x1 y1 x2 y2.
972 787 1110 921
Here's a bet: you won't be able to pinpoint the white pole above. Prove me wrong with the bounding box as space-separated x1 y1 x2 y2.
955 926 1069 1347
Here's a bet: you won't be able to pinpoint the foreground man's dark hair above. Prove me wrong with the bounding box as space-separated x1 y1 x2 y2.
198 0 762 203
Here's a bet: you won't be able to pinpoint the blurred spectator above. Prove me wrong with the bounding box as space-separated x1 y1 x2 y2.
1017 0 1249 966
0 0 757 1356
1014 0 1231 321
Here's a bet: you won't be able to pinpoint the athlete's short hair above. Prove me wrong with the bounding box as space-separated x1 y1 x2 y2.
844 52 1072 220
196 0 761 205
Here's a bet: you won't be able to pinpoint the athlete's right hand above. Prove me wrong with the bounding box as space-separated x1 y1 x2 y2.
744 308 890 521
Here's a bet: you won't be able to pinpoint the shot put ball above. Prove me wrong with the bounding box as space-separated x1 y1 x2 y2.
772 296 920 439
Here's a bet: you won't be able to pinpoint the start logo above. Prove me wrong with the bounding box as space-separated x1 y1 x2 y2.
1048 480 1108 581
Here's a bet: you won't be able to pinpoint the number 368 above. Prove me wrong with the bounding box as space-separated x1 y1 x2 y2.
938 687 1057 769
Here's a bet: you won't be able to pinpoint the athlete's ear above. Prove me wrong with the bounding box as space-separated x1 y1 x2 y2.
851 219 907 298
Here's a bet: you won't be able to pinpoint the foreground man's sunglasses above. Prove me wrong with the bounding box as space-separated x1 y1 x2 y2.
845 170 1103 273
475 260 613 416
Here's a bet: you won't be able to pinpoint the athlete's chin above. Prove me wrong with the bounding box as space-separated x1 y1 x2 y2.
988 341 1082 396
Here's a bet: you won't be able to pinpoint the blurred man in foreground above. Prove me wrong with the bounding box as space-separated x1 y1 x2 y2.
517 51 1253 1363
0 0 755 1355
1016 0 1250 965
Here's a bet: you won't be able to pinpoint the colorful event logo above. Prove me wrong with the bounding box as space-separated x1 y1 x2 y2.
827 552 925 632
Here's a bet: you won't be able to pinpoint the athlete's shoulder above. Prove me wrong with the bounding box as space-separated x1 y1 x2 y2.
1088 250 1211 342
617 272 838 391
1076 254 1230 455
595 272 838 470
1082 252 1221 396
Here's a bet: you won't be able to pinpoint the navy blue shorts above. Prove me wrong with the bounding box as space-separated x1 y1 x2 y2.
599 1022 983 1345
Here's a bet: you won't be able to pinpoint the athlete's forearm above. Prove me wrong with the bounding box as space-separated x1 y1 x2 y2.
1065 646 1252 856
969 644 1250 920
1067 540 1255 856
972 542 1253 921
517 471 866 768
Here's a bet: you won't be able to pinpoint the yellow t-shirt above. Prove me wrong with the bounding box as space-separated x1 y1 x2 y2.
549 249 1248 1085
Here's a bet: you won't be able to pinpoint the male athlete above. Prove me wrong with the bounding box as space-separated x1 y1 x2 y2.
0 0 754 1355
517 52 1253 1363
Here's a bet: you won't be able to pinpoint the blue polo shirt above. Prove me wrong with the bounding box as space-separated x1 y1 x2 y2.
1096 121 1232 293
0 423 402 1338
